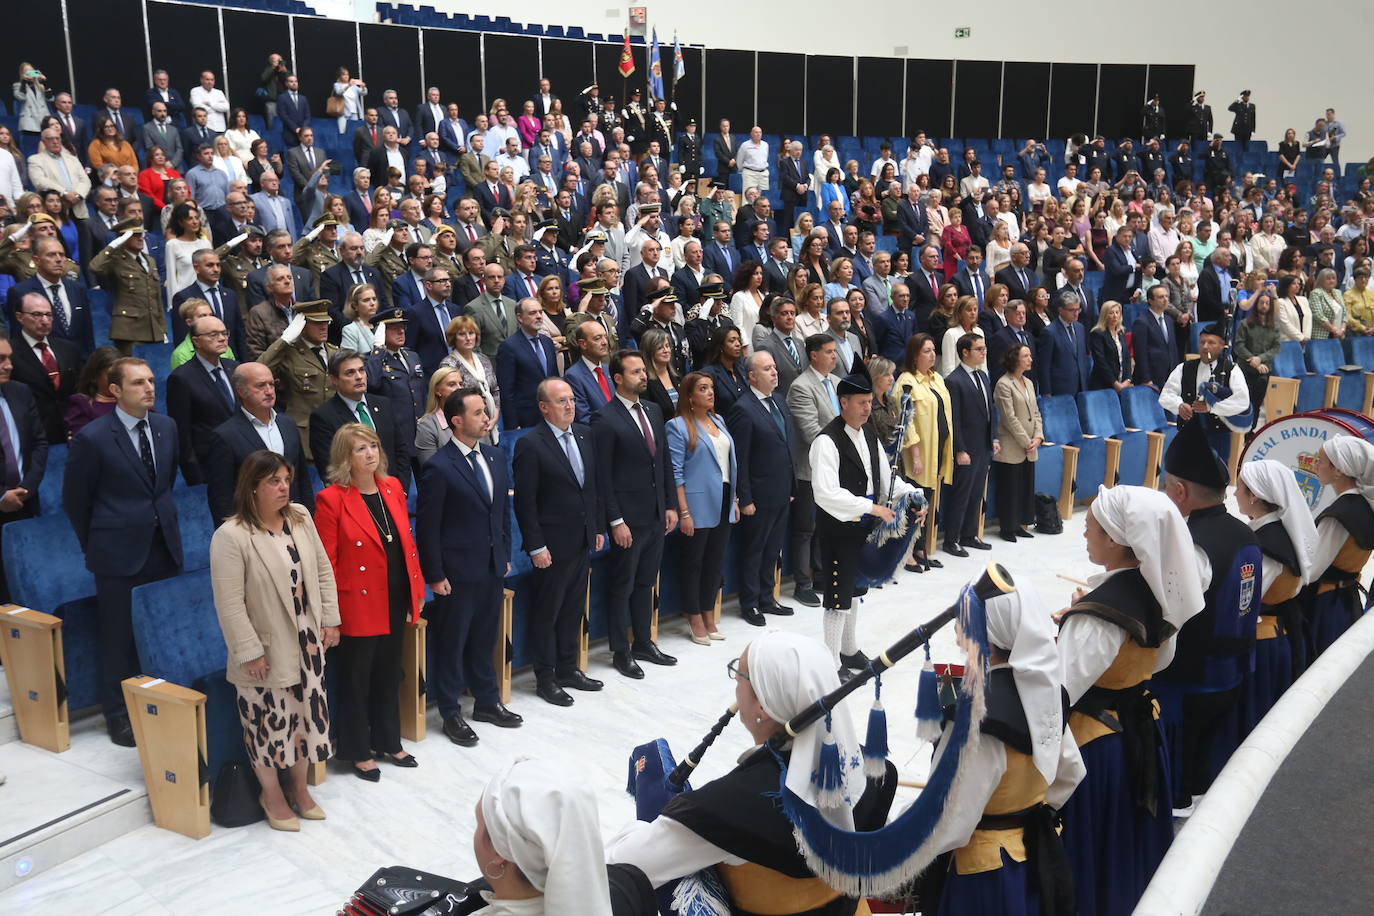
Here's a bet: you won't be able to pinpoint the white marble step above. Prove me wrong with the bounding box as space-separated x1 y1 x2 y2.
0 716 150 894
0 675 15 746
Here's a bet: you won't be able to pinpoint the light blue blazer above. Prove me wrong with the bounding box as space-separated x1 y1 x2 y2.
666 415 739 529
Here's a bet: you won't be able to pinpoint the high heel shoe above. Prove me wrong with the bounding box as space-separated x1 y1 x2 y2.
689 633 712 646
293 801 326 820
260 796 300 832
708 632 726 641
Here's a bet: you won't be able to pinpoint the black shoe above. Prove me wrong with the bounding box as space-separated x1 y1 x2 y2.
793 587 821 607
613 651 645 679
353 764 382 782
1000 532 1019 543
632 642 678 666
537 682 574 707
966 538 993 551
1016 528 1035 538
374 751 419 768
926 557 943 569
107 716 136 747
903 562 925 573
840 651 871 671
837 666 856 684
944 543 969 558
762 601 795 616
556 670 604 691
472 704 523 728
741 606 767 626
442 716 478 747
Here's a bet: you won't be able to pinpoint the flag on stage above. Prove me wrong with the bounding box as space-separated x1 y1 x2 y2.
648 29 664 101
672 33 686 83
618 32 635 78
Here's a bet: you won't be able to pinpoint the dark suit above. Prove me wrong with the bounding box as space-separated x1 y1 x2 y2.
276 90 311 146
726 390 795 612
6 276 95 358
377 106 414 143
874 306 920 365
144 87 187 125
78 214 118 282
344 189 372 232
171 282 246 357
437 119 470 159
366 145 409 194
895 200 929 254
56 113 90 159
63 410 182 715
952 267 988 307
392 271 426 311
9 334 78 445
416 440 509 718
245 262 315 308
619 262 670 338
712 133 741 181
496 332 559 429
906 269 941 327
0 381 48 601
994 265 1040 303
944 365 994 548
513 422 601 684
406 298 461 372
1196 265 1232 322
1132 311 1178 389
778 156 809 227
353 122 381 163
762 257 794 295
309 394 412 491
1088 328 1132 389
1101 244 1140 303
590 397 673 652
565 359 613 423
181 124 218 158
671 267 704 310
472 180 513 225
205 409 313 524
1037 320 1091 396
166 356 240 484
987 324 1038 385
414 103 446 139
320 260 389 329
1052 282 1097 327
701 242 738 284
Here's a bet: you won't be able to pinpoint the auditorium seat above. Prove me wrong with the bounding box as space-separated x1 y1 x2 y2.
1039 394 1107 501
38 443 65 515
1351 337 1374 413
1118 384 1175 488
1076 389 1148 486
1274 340 1333 412
1306 337 1364 411
173 484 215 572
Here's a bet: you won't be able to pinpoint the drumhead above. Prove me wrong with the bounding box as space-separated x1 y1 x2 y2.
1242 408 1374 512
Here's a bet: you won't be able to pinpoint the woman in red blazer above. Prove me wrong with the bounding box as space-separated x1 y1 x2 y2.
314 424 425 781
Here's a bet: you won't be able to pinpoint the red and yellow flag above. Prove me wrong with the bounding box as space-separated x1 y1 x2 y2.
618 32 636 78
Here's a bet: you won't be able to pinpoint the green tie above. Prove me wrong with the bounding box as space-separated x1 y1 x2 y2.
355 401 375 430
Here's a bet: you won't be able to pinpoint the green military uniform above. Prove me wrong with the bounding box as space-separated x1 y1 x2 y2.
214 230 267 316
258 300 339 461
88 218 165 351
367 240 408 290
292 215 342 294
0 220 80 282
480 232 517 274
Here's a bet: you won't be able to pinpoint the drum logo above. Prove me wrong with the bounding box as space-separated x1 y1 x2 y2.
1239 563 1256 614
1295 452 1322 508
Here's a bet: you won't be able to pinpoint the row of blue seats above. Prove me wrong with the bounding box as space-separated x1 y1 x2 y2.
378 3 619 41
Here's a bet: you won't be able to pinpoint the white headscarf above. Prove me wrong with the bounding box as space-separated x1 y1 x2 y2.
1089 485 1205 633
747 631 863 830
984 579 1065 787
1323 436 1374 505
1240 459 1319 584
480 757 612 916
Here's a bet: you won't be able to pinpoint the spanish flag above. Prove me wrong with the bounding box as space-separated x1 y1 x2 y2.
618 32 635 78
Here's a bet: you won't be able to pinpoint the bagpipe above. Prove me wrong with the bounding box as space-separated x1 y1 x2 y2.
627 563 1015 914
858 385 926 590
1198 346 1256 432
340 864 656 916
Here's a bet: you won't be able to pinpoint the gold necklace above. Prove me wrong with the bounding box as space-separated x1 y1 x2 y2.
360 489 393 542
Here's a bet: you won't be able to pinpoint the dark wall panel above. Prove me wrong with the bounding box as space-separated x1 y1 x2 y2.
69 0 144 103
673 47 704 132
1048 63 1098 140
423 30 483 122
222 10 292 113
704 49 754 132
593 41 645 119
953 60 1001 140
540 37 596 118
1 3 67 101
857 58 904 139
1147 64 1195 140
482 35 538 115
360 24 421 112
1097 64 1148 142
293 18 358 113
147 2 222 106
806 56 852 136
1001 62 1050 141
905 59 953 141
757 52 805 139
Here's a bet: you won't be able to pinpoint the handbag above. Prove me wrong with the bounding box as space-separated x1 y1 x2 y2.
325 93 345 118
211 761 266 827
1034 493 1063 534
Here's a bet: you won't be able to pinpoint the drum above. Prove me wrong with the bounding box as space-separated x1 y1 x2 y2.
1241 408 1374 512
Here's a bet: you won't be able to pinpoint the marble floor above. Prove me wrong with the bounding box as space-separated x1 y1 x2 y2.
0 498 1360 914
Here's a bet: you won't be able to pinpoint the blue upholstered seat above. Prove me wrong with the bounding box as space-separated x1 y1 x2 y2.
1274 340 1330 412
1306 338 1363 411
38 443 65 515
1039 395 1106 499
173 485 214 572
1077 390 1148 486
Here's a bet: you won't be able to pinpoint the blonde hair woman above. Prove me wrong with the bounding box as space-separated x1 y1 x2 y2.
438 315 500 441
415 367 463 464
341 283 379 354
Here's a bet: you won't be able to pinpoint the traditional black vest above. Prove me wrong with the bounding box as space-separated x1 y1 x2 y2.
1060 567 1167 648
1315 491 1374 582
1180 356 1234 432
818 416 883 527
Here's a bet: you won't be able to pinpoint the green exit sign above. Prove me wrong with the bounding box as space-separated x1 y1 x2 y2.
954 27 971 38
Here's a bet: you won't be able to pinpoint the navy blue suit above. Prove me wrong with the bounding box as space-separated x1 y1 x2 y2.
1131 311 1178 389
987 325 1037 385
994 265 1040 303
6 275 96 358
343 190 372 232
166 356 240 485
0 381 48 601
170 282 246 358
952 267 988 307
391 272 426 311
63 410 182 715
944 365 994 547
564 359 612 423
320 260 390 330
417 440 510 716
1101 244 1140 303
874 306 920 364
377 106 414 143
701 242 738 283
725 390 796 611
276 91 311 146
496 332 559 429
1038 319 1092 396
406 298 462 373
205 410 313 525
1052 282 1098 327
1088 328 1133 390
895 200 929 254
504 271 543 304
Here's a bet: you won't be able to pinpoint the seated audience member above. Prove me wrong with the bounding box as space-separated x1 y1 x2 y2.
309 349 412 491
8 292 79 445
166 314 239 484
0 331 48 602
64 346 122 440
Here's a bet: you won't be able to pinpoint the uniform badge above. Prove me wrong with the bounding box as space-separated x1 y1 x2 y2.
1238 562 1256 614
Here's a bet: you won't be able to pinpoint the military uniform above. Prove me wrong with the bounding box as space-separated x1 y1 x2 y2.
480 233 517 274
292 236 341 291
0 236 79 283
677 127 702 178
89 224 165 351
214 244 266 314
259 333 338 461
367 243 408 290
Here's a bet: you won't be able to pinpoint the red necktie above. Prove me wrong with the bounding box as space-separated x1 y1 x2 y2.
633 402 656 456
371 127 377 144
37 341 59 388
526 276 536 296
466 224 477 243
594 366 611 400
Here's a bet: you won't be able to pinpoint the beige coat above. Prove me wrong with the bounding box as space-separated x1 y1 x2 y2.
993 373 1043 465
210 507 340 688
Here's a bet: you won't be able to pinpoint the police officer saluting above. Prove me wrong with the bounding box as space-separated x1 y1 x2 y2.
366 307 426 463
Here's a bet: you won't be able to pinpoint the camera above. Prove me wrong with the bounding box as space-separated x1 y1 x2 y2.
328 161 342 175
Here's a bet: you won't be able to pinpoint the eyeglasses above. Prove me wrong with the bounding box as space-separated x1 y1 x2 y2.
726 657 748 681
22 310 53 319
194 330 229 339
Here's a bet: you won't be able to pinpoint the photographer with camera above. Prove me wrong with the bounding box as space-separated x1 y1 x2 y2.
13 63 51 137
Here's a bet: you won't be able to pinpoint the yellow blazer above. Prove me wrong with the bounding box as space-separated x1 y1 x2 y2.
209 505 341 688
993 373 1043 465
896 369 954 488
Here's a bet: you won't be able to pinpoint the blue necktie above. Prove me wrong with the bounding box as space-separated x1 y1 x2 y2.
823 378 840 415
466 449 490 501
561 430 584 486
530 336 547 374
765 396 786 438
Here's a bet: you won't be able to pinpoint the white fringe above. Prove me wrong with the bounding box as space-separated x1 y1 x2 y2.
670 870 731 916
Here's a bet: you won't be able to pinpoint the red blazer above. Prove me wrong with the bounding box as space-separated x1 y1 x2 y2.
314 476 424 637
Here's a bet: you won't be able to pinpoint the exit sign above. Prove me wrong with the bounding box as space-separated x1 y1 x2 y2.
954 27 971 38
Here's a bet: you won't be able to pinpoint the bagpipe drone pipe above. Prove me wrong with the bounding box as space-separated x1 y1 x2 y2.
625 564 1015 913
341 864 656 916
858 386 927 590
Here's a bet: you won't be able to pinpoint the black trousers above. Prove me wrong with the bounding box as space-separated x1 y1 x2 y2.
95 534 180 717
331 604 405 761
1176 685 1242 802
789 479 818 589
944 449 991 546
607 520 664 652
424 573 501 718
994 460 1035 534
678 484 732 615
527 550 590 683
1238 362 1267 431
816 517 867 610
737 500 789 610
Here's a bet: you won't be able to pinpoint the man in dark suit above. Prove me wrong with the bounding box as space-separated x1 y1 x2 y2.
78 186 121 279
620 244 671 339
993 244 1040 302
908 246 944 326
205 362 313 525
895 186 931 256
7 292 78 446
320 232 389 333
1101 227 1142 304
0 333 49 603
1037 293 1092 396
414 86 447 138
590 349 678 679
144 70 187 125
873 283 920 364
987 301 1038 385
353 108 382 163
713 119 740 184
564 305 614 422
950 246 988 307
438 104 471 162
166 315 238 485
7 239 95 358
778 140 809 231
964 194 997 250
1132 284 1180 390
171 248 246 357
64 357 182 746
943 333 998 557
376 90 414 146
726 350 796 626
286 126 328 209
417 387 522 747
180 107 217 158
513 378 605 706
51 92 89 159
246 229 316 306
208 190 256 248
496 299 560 430
1196 247 1235 322
275 74 311 147
309 350 412 490
366 126 409 192
472 160 513 226
701 220 738 283
1052 258 1098 327
407 267 462 372
762 238 796 295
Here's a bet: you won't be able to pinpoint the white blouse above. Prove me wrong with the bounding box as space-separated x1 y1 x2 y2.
224 128 261 163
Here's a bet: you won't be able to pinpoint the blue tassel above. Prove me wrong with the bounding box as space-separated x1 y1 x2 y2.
811 706 847 808
862 707 889 781
915 645 943 743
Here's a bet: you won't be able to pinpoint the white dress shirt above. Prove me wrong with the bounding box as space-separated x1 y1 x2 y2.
809 421 913 522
